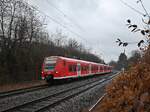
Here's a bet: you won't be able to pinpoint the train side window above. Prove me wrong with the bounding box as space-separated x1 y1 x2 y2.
85 66 87 71
87 66 89 71
96 66 98 70
69 65 72 72
83 66 86 71
81 66 84 71
63 60 66 66
100 67 103 70
82 66 84 71
93 66 94 71
84 66 86 71
69 65 77 72
73 65 76 72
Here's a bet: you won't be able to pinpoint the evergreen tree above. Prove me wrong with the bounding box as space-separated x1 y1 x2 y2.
116 52 128 70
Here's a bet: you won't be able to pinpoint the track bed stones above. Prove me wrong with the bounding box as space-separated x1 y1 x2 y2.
47 79 110 112
0 73 116 112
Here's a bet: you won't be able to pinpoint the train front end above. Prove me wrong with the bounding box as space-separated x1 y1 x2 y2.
41 57 57 82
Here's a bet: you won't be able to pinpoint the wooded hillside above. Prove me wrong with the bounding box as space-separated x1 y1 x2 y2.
0 0 103 85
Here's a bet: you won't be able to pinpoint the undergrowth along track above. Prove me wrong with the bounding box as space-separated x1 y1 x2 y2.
1 73 116 112
0 84 49 99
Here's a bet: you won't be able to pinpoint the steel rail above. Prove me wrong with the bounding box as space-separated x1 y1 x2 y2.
0 84 49 99
88 72 121 112
35 79 110 112
2 75 112 112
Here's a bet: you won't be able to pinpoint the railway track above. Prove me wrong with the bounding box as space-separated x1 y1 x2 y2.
88 72 121 112
0 84 49 99
0 73 116 112
0 74 110 100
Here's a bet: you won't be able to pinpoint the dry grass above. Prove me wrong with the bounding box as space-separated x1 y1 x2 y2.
0 80 46 93
92 47 150 112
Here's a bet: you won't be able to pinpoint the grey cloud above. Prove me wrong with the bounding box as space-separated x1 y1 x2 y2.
28 0 150 63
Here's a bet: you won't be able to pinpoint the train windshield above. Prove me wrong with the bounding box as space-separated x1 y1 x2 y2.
44 63 56 70
44 57 57 71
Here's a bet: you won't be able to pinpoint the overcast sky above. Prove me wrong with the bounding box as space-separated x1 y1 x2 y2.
27 0 150 63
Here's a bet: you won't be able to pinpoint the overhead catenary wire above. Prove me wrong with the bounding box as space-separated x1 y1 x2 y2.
46 0 85 31
138 0 150 17
120 0 150 38
138 0 150 29
37 8 88 44
24 0 91 47
119 0 146 17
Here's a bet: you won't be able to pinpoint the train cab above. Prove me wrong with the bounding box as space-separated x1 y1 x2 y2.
41 56 57 82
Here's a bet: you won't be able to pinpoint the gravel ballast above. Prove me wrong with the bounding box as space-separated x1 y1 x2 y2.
0 73 115 112
0 75 108 112
47 80 110 112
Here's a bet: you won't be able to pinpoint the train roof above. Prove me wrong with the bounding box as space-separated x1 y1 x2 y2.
45 56 110 66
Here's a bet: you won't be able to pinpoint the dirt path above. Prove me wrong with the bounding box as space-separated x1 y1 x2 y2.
0 80 46 93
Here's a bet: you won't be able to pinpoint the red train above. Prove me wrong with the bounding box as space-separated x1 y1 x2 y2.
41 56 112 82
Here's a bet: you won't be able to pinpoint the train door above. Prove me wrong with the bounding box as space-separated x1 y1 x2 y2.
98 66 100 73
77 63 81 76
89 64 91 74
